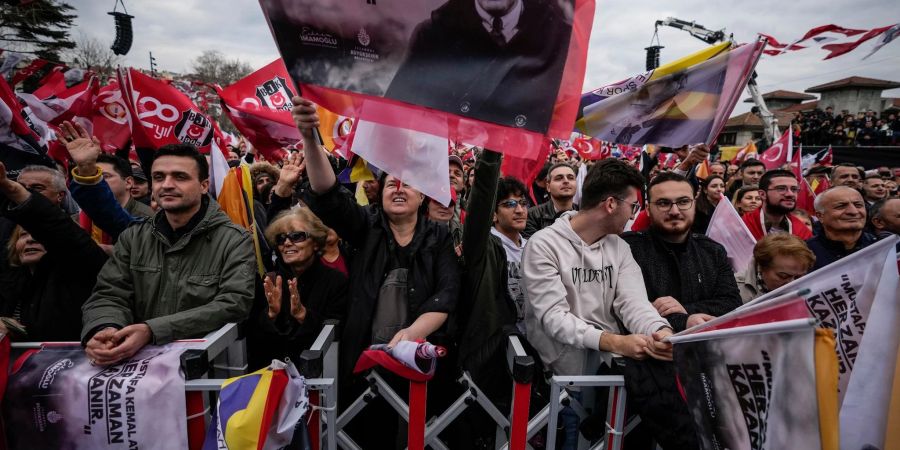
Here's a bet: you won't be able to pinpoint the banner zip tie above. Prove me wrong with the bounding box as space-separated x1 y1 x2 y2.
187 407 211 421
212 363 248 371
605 422 623 436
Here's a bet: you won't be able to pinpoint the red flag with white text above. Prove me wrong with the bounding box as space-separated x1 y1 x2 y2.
91 81 132 152
117 67 222 154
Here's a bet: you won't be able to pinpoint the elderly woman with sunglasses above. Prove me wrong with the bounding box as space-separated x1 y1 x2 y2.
246 207 349 369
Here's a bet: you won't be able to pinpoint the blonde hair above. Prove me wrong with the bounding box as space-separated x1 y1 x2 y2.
6 225 22 267
264 207 329 251
753 233 815 270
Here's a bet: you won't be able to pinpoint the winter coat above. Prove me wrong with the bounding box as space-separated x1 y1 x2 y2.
523 199 577 239
303 182 459 376
734 260 766 303
0 193 107 341
742 206 812 241
246 258 348 370
621 230 743 450
457 150 519 377
621 231 742 332
81 196 256 344
806 231 878 272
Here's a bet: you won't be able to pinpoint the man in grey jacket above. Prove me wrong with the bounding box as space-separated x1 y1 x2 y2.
78 142 256 366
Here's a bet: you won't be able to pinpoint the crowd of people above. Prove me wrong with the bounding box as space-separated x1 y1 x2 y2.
792 106 900 146
0 96 898 449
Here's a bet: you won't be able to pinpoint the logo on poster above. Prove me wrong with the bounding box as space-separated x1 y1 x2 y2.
300 27 338 48
47 410 62 424
39 359 73 389
174 110 214 148
358 28 371 46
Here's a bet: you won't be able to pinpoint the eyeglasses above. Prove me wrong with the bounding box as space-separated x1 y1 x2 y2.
613 197 641 216
499 199 529 209
651 198 694 211
275 231 309 245
767 186 800 193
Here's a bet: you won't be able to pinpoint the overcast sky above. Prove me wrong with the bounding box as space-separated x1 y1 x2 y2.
70 0 900 114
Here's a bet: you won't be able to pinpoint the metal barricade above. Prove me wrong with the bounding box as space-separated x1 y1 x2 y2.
333 334 535 450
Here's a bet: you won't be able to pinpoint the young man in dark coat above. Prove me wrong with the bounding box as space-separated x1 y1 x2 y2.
622 172 742 450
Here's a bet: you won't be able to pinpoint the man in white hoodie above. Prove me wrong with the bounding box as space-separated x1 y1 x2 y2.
523 158 673 378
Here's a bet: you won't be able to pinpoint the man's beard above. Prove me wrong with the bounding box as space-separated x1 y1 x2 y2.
766 201 794 215
651 217 693 238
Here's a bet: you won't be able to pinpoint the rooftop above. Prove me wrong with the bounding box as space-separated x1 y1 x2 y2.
743 90 816 103
805 76 900 93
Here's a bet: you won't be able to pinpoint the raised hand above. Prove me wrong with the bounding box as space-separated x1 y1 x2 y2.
274 151 306 198
287 278 306 323
263 274 284 320
0 162 30 203
58 121 102 176
290 96 320 139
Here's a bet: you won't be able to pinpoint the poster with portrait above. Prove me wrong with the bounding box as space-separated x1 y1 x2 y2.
258 0 585 137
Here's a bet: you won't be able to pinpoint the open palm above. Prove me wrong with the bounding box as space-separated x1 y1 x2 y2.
58 121 102 167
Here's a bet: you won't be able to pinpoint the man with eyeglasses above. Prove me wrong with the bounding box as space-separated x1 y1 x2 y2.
524 158 673 450
806 186 878 272
621 171 741 449
742 169 812 241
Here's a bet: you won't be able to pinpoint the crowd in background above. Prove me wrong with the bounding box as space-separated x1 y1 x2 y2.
792 106 900 146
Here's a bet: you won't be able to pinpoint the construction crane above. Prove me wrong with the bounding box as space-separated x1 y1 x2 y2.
650 17 779 145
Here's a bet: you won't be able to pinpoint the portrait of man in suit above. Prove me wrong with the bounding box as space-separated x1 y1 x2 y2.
385 0 574 133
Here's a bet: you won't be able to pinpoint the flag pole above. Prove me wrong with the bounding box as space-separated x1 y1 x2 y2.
296 84 325 146
673 288 812 337
668 318 815 344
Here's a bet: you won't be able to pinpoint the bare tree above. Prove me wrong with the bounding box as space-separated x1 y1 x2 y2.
191 50 252 86
67 34 121 81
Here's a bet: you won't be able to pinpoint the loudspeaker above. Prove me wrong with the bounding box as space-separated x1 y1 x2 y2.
644 45 664 71
109 11 134 56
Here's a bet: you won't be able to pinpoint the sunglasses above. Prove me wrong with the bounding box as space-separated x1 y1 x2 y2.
498 199 529 209
275 231 309 245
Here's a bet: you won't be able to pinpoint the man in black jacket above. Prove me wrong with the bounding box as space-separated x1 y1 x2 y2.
622 172 742 450
524 162 577 238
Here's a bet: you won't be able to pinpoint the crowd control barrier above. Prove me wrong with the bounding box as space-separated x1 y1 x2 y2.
8 322 634 450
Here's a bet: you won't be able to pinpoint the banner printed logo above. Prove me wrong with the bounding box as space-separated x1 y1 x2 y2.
39 359 74 389
254 76 295 111
299 26 338 48
174 110 214 148
727 350 773 450
97 89 129 124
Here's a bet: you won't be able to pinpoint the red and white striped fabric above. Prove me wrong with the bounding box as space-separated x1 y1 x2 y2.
761 23 895 59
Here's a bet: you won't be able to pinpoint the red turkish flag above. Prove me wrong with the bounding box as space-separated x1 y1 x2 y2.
759 128 792 170
571 135 609 160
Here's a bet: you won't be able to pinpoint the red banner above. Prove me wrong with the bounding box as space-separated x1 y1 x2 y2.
118 68 223 154
91 81 132 152
213 59 301 161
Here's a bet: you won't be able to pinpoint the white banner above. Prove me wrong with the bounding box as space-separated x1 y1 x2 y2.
706 196 757 272
674 325 824 450
744 237 898 397
4 345 188 450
